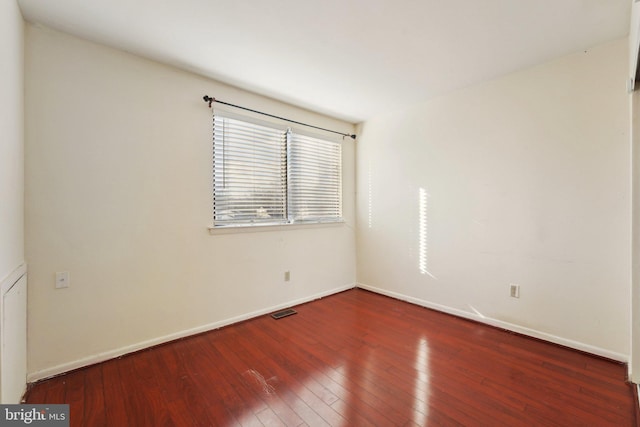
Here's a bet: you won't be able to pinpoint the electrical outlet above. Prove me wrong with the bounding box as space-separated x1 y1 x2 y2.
510 284 520 298
55 271 70 289
284 271 291 282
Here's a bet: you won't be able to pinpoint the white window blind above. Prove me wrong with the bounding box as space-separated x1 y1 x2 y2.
213 115 287 226
288 132 342 222
213 111 343 228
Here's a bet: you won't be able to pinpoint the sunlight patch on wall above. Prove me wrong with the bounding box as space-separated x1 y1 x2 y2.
419 188 436 278
468 304 486 319
368 161 373 229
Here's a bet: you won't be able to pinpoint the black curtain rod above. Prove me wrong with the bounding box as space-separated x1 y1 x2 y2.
203 95 356 140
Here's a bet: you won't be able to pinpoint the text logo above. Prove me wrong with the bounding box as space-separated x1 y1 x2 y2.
0 405 69 426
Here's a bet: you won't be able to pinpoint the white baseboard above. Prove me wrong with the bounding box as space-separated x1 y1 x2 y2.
357 282 628 363
29 281 626 382
27 283 356 383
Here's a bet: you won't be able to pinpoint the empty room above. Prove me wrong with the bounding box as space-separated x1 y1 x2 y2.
2 0 640 425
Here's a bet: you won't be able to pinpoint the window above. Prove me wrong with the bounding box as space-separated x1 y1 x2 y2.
213 112 342 228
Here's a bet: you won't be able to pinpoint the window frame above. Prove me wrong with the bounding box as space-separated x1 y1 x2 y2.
211 110 344 230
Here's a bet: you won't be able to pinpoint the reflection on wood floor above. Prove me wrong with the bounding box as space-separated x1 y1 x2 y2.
25 288 636 426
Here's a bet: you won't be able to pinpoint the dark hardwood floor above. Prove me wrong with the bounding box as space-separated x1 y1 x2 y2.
25 288 636 426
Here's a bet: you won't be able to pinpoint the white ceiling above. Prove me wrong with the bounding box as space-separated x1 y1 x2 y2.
18 0 631 123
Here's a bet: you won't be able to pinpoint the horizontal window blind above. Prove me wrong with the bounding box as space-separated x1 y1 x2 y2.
288 132 342 222
212 111 343 228
213 115 287 226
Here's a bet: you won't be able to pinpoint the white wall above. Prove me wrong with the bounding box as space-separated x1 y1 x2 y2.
0 0 26 403
1 2 25 281
25 26 356 380
630 0 640 383
631 90 640 381
357 38 630 359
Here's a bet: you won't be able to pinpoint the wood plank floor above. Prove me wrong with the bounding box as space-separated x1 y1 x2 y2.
25 289 636 426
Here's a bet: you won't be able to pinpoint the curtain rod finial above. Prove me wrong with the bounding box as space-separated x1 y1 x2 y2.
203 95 214 108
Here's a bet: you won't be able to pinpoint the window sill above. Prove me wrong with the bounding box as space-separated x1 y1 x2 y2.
208 220 345 235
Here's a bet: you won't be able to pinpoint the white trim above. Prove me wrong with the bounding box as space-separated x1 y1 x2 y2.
208 219 345 235
357 282 628 363
1 263 27 296
30 281 625 383
0 263 28 404
27 283 356 382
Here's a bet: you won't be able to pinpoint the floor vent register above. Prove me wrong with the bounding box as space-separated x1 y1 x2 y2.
271 308 297 320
